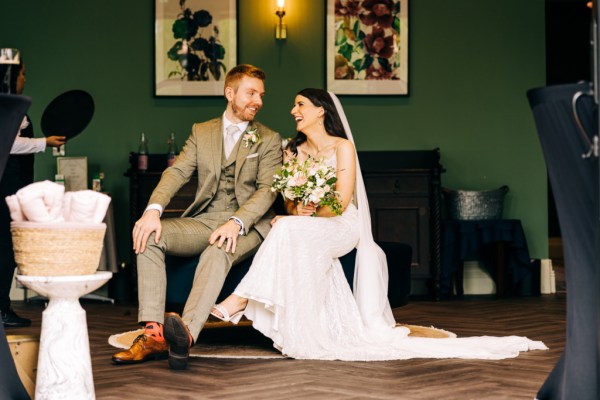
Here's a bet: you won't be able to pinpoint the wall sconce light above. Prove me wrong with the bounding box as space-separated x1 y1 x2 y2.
275 0 287 40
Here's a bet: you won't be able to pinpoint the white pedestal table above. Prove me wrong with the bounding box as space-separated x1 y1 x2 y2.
16 271 112 400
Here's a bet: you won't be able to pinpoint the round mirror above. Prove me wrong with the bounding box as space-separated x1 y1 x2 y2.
41 90 94 138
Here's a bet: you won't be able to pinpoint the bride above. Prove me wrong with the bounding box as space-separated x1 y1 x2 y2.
211 88 547 361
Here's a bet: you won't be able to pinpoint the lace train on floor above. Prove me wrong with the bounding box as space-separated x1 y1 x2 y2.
234 204 547 361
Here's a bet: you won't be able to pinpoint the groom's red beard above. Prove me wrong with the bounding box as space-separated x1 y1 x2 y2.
231 100 261 122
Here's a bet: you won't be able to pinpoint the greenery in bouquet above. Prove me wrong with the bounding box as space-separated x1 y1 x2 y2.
167 0 227 81
271 155 343 216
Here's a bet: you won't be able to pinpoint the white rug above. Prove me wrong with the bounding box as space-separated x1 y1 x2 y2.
108 323 455 359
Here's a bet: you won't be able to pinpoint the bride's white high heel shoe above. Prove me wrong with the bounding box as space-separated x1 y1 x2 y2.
210 304 244 324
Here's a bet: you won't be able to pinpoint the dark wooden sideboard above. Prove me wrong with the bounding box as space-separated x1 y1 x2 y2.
359 150 443 298
125 149 444 299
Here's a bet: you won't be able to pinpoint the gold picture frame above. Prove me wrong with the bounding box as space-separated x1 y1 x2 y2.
154 0 237 97
327 0 409 95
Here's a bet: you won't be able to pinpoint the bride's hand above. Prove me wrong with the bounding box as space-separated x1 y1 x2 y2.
270 215 287 225
295 202 317 216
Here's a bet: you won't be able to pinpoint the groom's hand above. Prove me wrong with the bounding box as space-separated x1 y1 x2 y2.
209 220 240 253
132 209 162 254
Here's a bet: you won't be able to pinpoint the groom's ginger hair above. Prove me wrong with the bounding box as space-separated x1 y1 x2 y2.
225 64 266 92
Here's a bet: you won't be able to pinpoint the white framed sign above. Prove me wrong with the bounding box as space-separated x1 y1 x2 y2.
57 156 88 191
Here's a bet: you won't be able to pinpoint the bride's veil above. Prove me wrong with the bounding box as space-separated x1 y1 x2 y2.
328 91 396 330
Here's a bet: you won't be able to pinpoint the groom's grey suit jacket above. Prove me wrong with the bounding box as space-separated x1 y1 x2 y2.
148 117 282 238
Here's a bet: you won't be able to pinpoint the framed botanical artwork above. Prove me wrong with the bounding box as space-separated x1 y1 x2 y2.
327 0 409 95
155 0 237 96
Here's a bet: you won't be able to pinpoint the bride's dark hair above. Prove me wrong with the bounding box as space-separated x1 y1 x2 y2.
287 88 348 155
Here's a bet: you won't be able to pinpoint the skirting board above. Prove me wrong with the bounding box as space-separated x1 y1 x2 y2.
10 260 555 300
462 259 554 295
462 261 496 295
540 258 556 294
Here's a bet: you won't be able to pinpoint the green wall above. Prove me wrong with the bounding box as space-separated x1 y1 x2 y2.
0 0 547 261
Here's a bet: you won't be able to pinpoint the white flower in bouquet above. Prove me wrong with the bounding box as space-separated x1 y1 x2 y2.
284 188 295 200
271 155 343 216
309 187 326 204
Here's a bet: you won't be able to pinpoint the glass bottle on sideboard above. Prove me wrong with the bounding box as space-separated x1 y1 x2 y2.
167 132 178 167
137 132 149 171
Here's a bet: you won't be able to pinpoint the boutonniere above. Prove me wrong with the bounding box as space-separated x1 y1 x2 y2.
242 127 260 148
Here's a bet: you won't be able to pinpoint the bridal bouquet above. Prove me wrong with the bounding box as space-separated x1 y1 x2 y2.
271 155 343 215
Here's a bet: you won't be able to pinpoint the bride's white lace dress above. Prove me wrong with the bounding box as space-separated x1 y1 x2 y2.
234 155 547 361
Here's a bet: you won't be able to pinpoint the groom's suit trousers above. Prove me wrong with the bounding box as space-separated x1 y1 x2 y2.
137 213 262 339
137 130 274 340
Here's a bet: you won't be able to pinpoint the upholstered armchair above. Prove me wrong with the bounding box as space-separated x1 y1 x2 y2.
165 241 412 312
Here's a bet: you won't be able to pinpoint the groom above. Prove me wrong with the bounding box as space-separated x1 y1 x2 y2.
112 64 282 369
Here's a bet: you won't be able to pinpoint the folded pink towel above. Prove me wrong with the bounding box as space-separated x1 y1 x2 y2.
4 195 24 222
7 181 112 224
15 180 65 222
64 190 111 224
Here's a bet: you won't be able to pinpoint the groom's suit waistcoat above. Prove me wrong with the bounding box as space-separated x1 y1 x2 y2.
206 138 241 214
147 117 282 238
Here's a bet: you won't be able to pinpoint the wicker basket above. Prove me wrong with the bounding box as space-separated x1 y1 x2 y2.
11 222 106 276
443 185 509 220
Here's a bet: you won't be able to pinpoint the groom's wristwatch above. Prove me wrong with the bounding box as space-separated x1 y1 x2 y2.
229 217 245 235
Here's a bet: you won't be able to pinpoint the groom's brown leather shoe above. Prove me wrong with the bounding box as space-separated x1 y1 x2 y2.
111 334 169 364
163 312 193 370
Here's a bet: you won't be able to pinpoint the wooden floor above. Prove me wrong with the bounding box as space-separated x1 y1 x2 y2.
7 293 565 400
